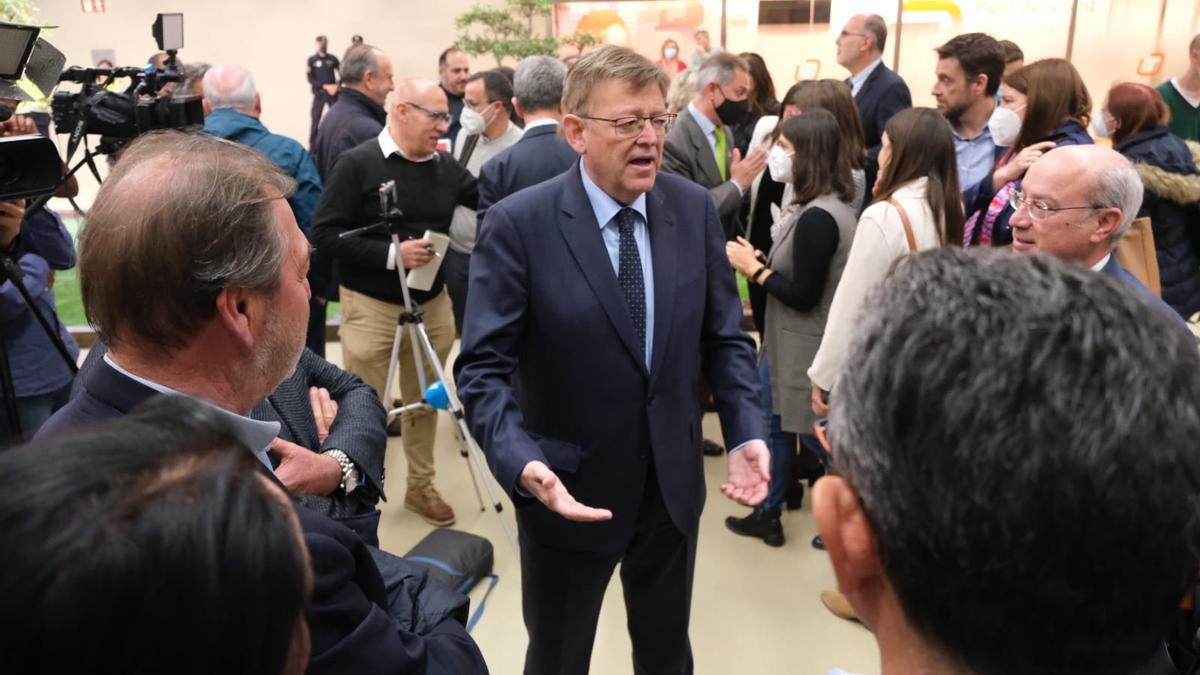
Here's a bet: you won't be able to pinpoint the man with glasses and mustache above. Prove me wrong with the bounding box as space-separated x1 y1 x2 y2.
313 79 478 528
456 46 769 674
1009 144 1182 324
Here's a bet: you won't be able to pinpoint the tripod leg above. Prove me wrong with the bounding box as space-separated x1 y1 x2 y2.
0 339 22 440
382 324 404 415
410 321 518 554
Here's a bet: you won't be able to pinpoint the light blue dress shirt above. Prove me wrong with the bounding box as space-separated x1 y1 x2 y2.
953 123 997 198
848 57 883 98
579 160 655 370
103 354 280 471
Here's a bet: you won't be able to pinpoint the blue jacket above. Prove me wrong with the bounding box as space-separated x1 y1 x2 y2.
1100 254 1187 327
312 88 386 179
204 109 322 235
476 123 577 230
0 207 79 398
1114 127 1200 319
968 119 1093 247
454 164 763 554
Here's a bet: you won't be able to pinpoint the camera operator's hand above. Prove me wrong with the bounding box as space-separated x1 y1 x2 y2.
0 200 27 251
0 113 36 138
398 238 435 269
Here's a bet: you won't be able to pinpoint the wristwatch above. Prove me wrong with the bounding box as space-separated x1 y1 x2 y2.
322 449 360 495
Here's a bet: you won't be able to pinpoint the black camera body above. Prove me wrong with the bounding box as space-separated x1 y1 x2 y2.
50 64 203 143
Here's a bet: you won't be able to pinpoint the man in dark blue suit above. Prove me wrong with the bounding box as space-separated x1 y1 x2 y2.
38 132 486 675
837 13 912 201
476 55 577 228
455 46 769 674
1011 145 1186 325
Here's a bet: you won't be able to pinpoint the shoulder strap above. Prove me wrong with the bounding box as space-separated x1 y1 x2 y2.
888 198 918 252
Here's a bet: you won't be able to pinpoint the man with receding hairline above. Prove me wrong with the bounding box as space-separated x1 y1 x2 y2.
39 131 487 675
456 45 768 674
836 13 911 201
438 48 471 150
313 78 478 528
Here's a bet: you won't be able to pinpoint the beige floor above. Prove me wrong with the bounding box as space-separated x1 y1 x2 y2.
325 343 879 675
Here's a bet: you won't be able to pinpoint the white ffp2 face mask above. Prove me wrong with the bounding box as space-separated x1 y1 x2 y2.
459 105 489 135
987 105 1025 147
1090 112 1111 139
664 47 678 59
767 145 794 184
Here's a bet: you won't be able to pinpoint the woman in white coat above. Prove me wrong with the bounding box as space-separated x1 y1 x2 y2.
809 107 965 415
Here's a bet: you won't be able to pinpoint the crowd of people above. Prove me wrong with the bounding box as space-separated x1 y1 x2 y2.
3 14 1200 675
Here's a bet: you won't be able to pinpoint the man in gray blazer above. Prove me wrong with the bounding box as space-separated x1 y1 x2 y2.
662 51 767 239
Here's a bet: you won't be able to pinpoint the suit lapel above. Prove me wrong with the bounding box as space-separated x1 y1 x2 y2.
683 113 724 187
859 63 887 101
647 187 676 386
559 168 650 376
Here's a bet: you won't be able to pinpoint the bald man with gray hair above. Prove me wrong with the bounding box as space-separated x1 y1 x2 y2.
1010 144 1183 323
312 78 479 527
202 64 322 237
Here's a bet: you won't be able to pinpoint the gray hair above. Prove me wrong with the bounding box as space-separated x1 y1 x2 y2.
1088 156 1145 242
513 56 567 113
202 65 257 110
80 131 297 350
829 247 1200 675
341 44 383 85
696 51 747 89
561 46 669 116
863 14 888 52
668 68 699 113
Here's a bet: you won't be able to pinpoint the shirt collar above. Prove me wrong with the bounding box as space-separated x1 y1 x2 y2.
851 57 884 89
1090 253 1113 273
102 353 281 468
378 127 437 162
523 118 559 130
687 101 718 137
952 123 992 144
579 159 647 230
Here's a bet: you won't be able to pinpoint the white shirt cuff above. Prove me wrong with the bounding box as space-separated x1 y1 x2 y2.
731 180 744 197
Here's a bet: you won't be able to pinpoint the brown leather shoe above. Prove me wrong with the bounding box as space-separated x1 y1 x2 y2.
820 590 861 623
405 484 456 527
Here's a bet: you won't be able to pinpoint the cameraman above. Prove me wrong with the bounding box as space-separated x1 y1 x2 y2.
0 105 80 443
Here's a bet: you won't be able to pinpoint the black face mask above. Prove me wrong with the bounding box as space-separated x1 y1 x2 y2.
715 95 749 126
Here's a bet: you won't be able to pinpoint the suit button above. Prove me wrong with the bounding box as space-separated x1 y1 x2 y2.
647 396 656 408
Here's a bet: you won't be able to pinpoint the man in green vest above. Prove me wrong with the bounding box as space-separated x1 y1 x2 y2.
1157 34 1200 142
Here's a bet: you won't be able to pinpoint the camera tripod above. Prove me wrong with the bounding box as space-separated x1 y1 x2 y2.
340 181 516 553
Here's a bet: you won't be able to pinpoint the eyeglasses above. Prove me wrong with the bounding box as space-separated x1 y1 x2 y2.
580 113 677 138
1008 189 1102 223
839 30 868 39
405 101 452 124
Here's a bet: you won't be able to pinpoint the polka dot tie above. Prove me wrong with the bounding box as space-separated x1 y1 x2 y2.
616 207 646 351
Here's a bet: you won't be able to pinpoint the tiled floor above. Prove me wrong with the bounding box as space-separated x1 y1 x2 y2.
326 343 880 675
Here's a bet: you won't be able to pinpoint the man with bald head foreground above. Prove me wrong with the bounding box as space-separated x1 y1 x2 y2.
455 46 767 674
313 78 478 527
1009 144 1182 322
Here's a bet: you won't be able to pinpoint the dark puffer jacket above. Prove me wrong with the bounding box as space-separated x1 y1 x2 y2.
1115 127 1200 319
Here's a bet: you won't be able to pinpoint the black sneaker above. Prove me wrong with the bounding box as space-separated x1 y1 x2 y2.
725 506 784 547
702 439 725 456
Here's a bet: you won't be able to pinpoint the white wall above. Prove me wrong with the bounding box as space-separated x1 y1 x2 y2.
32 0 505 207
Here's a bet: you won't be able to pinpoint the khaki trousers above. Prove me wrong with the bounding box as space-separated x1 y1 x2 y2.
339 286 455 489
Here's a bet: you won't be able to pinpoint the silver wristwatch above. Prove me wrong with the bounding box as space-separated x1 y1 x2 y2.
323 449 360 495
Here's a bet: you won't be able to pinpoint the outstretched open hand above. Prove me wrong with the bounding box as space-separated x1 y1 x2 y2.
721 440 771 506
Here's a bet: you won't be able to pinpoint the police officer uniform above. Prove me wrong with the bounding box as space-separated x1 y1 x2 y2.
307 51 340 148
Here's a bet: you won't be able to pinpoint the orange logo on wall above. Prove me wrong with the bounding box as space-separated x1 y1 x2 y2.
1138 52 1165 77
